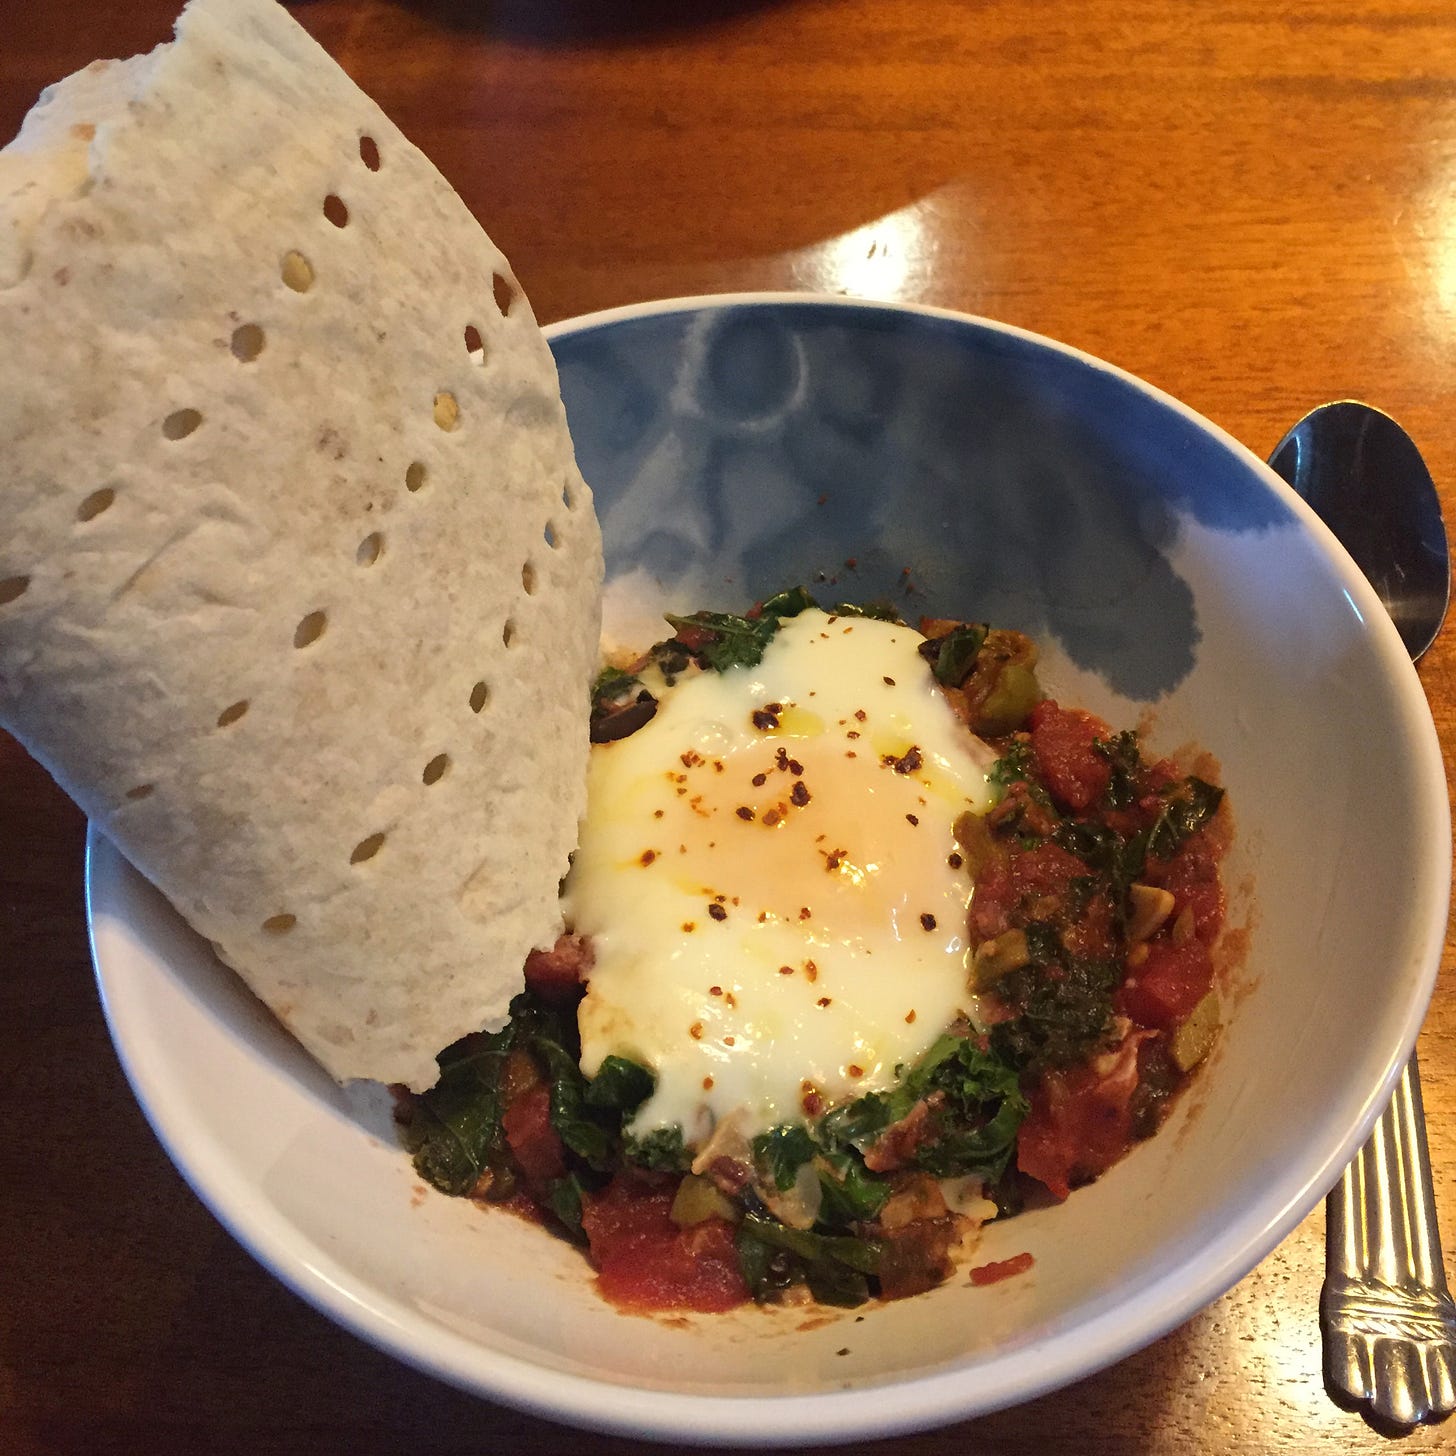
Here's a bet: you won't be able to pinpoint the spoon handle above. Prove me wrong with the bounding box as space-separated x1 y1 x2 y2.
1322 1052 1456 1424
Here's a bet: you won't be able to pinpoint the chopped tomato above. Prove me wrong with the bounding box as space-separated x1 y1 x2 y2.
971 841 1090 940
522 933 593 1004
1017 1032 1150 1200
581 1177 749 1313
969 1251 1035 1286
1149 830 1226 942
501 1083 565 1184
1028 700 1112 811
1117 940 1214 1030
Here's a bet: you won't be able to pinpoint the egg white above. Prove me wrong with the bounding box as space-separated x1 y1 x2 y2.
566 608 999 1144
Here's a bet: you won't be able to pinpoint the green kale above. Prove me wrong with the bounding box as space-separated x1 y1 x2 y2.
1094 729 1143 809
819 1032 1027 1183
815 1150 891 1228
1147 777 1224 860
735 1215 881 1307
988 740 1050 804
922 623 988 687
991 954 1121 1072
583 1055 655 1114
828 598 902 622
664 610 781 671
544 1173 591 1241
757 585 818 619
623 1124 692 1173
591 664 639 710
752 1123 818 1192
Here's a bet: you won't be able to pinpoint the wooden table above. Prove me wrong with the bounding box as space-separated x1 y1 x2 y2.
2 1 1453 1450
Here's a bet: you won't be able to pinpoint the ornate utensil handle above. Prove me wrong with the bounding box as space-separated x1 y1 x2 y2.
1322 1052 1456 1425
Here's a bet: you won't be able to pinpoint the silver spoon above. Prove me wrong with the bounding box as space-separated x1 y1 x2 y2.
1269 401 1455 1426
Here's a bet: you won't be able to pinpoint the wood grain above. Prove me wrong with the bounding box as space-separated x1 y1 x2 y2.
2 0 1454 1451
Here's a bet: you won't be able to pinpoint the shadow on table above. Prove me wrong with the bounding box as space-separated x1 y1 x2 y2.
393 0 802 44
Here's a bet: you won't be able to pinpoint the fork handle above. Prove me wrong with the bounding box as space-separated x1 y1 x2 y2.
1322 1052 1456 1424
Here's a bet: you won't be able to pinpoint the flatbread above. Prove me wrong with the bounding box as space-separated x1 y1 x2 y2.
0 0 602 1090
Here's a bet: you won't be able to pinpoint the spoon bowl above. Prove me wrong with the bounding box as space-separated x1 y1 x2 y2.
1269 401 1450 659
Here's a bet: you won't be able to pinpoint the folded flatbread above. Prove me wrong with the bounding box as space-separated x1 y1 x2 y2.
0 0 602 1089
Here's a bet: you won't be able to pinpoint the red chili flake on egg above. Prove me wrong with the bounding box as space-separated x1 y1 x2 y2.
848 1064 864 1078
798 906 812 920
723 1036 736 1047
905 1010 917 1024
905 813 919 826
681 750 704 768
948 852 964 869
708 903 728 922
882 676 895 686
882 746 922 775
824 849 846 872
791 782 811 807
805 960 819 982
736 806 755 821
762 808 783 827
682 921 696 932
779 964 795 976
752 772 768 787
920 913 937 931
802 1086 825 1116
787 758 804 775
816 997 832 1008
854 710 867 722
710 985 723 996
703 1076 715 1090
752 708 779 731
689 1022 704 1040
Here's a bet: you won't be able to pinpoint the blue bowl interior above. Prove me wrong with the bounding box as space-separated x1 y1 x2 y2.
553 301 1295 701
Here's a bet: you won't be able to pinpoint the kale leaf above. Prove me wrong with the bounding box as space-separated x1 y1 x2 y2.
752 1123 818 1192
623 1124 692 1173
1147 777 1224 860
922 623 988 687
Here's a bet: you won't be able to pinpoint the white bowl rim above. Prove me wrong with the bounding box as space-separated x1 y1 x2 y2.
87 291 1451 1446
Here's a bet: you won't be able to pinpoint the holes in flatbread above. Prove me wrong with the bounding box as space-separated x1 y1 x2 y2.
521 561 537 595
0 575 30 605
125 783 154 801
77 488 115 522
502 618 517 647
356 531 383 566
562 479 577 511
492 272 516 316
231 324 265 362
423 753 450 786
293 610 327 649
351 832 386 865
359 135 381 171
216 700 249 728
282 251 314 292
433 392 461 432
543 521 560 550
469 680 490 714
323 194 349 228
405 461 427 493
464 323 485 361
262 913 297 934
163 408 202 441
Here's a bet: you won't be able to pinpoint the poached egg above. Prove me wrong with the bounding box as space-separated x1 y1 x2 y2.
567 608 999 1143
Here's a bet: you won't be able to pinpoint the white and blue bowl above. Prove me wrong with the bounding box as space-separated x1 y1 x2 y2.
88 296 1449 1445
